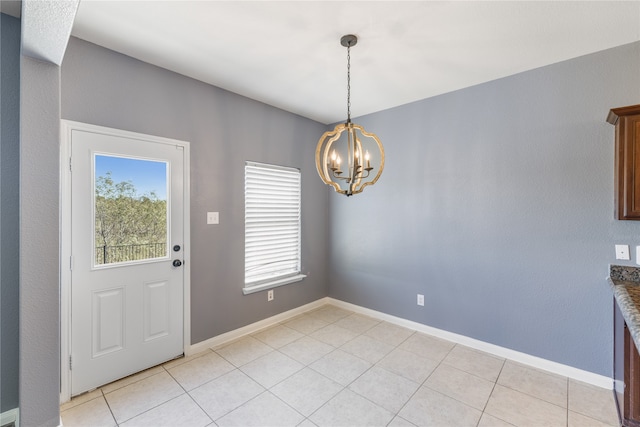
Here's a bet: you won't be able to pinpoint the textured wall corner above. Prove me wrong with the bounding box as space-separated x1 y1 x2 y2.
21 0 78 65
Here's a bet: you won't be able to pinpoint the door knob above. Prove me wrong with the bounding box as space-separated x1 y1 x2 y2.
172 259 182 267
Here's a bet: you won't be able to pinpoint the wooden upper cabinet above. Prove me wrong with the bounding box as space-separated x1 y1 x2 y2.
608 104 640 220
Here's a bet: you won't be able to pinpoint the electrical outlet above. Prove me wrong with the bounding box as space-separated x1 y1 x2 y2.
267 290 274 301
417 294 424 306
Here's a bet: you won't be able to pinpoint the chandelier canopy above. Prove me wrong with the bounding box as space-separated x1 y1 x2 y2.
315 34 385 196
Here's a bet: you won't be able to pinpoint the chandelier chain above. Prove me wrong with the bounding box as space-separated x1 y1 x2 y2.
346 44 351 123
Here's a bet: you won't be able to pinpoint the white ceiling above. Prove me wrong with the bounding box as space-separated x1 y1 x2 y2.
8 1 640 124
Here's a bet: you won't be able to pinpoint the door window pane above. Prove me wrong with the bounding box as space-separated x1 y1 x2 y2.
94 155 168 266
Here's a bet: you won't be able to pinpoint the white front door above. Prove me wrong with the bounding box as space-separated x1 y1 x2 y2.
67 122 188 396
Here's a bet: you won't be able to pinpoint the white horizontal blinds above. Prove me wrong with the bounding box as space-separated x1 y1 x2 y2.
245 162 301 286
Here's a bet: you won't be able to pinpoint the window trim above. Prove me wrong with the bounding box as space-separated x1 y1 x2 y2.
241 273 306 295
243 161 306 295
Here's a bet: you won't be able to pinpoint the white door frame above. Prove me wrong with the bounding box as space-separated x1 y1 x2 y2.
59 120 191 403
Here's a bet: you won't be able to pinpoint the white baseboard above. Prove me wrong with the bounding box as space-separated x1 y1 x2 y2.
327 298 614 390
188 297 330 355
189 296 613 390
614 379 625 394
0 408 19 427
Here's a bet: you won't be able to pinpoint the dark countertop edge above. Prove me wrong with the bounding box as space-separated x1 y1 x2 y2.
608 276 640 350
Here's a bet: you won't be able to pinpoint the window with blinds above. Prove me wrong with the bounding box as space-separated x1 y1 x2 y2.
244 161 305 294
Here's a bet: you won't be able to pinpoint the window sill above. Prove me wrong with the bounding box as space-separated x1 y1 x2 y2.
243 274 307 295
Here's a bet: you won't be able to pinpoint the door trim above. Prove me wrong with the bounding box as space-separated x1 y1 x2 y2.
59 120 191 403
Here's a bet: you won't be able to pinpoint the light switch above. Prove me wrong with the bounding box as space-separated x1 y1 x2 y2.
636 246 640 265
207 212 219 225
615 244 630 260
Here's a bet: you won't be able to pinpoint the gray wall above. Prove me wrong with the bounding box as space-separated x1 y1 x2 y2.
1 12 20 414
20 51 62 425
61 37 329 344
14 26 638 427
328 41 640 376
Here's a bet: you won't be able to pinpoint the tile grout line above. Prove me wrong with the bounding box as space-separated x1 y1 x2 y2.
368 330 438 426
287 310 392 425
223 311 340 425
476 356 508 427
99 389 118 427
494 365 570 413
301 317 385 425
398 339 458 409
287 315 346 425
163 363 215 426
107 371 186 426
205 309 350 425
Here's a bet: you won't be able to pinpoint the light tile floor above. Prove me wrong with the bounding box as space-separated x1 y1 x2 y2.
61 304 620 427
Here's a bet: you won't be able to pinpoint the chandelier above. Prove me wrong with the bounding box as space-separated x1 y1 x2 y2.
315 34 385 196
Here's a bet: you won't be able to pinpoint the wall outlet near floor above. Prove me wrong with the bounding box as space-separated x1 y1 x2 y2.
267 290 274 301
616 244 630 260
417 294 424 306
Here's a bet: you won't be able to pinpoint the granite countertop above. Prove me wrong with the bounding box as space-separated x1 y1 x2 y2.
609 265 640 349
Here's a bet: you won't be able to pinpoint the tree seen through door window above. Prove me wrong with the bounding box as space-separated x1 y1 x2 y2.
94 155 168 265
